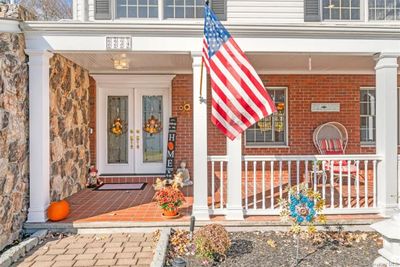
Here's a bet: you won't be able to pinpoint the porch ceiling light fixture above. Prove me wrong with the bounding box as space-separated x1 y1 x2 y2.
113 53 130 70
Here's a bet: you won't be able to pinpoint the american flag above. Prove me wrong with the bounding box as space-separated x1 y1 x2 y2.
202 4 277 140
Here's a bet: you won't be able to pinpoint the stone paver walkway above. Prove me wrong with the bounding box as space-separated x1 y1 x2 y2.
13 233 156 267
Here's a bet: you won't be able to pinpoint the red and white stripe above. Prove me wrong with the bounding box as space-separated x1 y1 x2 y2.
203 37 276 140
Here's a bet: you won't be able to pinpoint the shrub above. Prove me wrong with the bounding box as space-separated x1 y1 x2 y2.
194 224 231 261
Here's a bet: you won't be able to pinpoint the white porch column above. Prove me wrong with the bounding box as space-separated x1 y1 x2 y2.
191 52 210 220
375 53 399 216
25 50 53 222
226 136 244 220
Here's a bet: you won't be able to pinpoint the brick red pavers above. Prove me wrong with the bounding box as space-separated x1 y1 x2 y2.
13 233 156 267
60 178 193 223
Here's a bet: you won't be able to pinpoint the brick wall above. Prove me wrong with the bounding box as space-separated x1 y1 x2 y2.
88 74 400 175
171 75 194 171
172 75 400 158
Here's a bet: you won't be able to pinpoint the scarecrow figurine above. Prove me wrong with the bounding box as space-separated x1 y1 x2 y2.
86 165 103 188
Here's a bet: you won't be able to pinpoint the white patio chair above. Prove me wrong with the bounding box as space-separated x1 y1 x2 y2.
313 122 357 182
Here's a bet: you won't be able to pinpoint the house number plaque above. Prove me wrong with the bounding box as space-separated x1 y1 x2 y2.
106 36 132 50
165 117 177 179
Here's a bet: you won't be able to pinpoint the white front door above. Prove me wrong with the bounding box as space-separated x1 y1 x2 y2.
98 87 169 175
134 88 169 173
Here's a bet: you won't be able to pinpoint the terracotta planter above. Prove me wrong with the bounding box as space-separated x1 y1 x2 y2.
163 208 178 217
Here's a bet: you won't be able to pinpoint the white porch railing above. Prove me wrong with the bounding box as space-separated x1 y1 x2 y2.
208 154 382 216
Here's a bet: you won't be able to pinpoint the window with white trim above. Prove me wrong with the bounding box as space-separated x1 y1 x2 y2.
360 87 400 145
245 88 287 146
322 0 361 20
116 0 158 18
164 0 204 18
360 88 376 144
368 0 400 20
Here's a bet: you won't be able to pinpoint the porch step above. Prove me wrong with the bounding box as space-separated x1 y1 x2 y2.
24 218 381 234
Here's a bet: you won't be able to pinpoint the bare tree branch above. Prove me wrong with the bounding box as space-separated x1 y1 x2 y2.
16 0 72 20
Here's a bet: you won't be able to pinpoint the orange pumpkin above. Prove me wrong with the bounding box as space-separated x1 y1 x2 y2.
47 200 70 221
168 141 174 151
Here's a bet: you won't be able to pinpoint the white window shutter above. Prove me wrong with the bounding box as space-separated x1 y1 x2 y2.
95 0 111 20
211 0 226 21
304 0 321 22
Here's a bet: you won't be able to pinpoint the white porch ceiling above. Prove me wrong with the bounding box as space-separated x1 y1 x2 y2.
61 52 396 75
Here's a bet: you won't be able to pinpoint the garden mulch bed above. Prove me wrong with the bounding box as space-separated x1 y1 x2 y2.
166 228 382 267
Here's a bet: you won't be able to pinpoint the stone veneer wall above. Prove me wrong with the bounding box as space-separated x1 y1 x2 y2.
0 21 29 251
49 54 90 201
0 4 36 20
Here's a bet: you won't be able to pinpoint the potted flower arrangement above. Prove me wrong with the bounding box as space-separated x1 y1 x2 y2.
153 174 185 218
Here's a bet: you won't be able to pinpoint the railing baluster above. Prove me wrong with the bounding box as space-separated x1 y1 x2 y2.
262 161 266 210
253 161 257 210
322 160 326 203
288 160 291 198
330 160 334 208
305 160 309 187
364 160 368 208
220 161 224 210
347 160 351 208
313 160 317 193
339 160 343 209
373 160 377 208
296 160 300 193
356 160 360 208
211 161 215 210
271 161 274 209
279 160 283 199
245 160 248 210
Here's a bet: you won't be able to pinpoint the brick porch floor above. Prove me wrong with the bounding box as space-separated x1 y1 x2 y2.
61 177 192 223
53 177 382 224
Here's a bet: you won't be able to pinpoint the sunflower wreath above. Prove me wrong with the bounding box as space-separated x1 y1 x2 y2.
279 183 326 234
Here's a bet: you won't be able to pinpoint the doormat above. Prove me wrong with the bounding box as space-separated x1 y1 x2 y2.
95 183 146 191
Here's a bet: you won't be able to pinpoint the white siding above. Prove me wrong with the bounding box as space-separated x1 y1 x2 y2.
227 0 304 24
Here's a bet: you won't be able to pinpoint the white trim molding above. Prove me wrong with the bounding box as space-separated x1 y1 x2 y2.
92 74 175 175
91 74 176 88
0 19 21 33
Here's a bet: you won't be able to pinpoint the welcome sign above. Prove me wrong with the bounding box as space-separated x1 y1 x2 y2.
165 117 177 179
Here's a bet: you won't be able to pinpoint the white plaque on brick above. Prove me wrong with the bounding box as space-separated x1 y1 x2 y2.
106 36 132 50
311 103 340 112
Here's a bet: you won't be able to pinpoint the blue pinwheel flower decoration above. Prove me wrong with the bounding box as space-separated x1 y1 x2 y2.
289 193 316 224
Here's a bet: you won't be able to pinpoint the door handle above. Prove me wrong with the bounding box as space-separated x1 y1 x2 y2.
129 130 134 149
136 129 140 149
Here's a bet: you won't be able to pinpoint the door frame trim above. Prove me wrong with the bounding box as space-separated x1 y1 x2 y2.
93 75 175 175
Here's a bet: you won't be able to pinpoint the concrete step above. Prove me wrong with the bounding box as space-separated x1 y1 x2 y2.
24 217 381 234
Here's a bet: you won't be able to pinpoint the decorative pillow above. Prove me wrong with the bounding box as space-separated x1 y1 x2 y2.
319 139 344 154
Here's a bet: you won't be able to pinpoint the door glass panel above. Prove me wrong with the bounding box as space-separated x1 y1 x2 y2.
142 95 163 162
107 96 128 164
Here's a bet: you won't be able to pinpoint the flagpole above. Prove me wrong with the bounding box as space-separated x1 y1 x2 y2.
199 0 208 104
199 59 205 103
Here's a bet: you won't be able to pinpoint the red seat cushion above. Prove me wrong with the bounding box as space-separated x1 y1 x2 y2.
330 164 358 174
